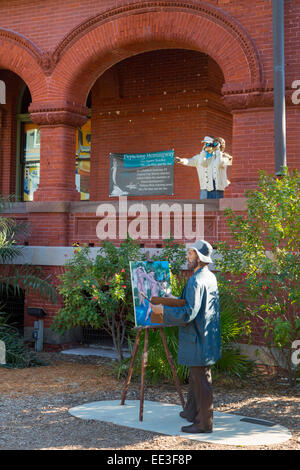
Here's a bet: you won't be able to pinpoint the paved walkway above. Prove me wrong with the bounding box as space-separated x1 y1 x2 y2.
69 399 291 447
62 346 130 360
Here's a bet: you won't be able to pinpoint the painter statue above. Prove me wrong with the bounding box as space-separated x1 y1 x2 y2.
175 136 232 199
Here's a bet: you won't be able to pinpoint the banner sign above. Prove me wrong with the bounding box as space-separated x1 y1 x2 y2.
109 150 174 196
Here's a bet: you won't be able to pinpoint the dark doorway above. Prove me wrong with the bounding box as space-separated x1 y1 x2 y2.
0 286 25 335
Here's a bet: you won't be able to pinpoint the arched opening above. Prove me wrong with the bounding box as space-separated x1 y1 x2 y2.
88 48 232 200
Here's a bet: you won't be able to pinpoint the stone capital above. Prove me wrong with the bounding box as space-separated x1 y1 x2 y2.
222 87 297 111
222 90 274 111
29 101 89 127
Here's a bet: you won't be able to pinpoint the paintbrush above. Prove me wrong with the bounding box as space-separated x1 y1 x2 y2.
139 291 152 303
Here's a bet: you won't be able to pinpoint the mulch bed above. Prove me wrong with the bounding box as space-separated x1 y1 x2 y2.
0 352 299 450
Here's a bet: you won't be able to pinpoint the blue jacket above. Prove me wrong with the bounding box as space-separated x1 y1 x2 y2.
163 267 221 366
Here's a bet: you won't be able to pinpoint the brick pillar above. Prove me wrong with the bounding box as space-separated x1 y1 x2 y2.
29 102 88 201
223 91 275 197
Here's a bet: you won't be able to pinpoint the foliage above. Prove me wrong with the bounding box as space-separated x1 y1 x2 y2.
215 168 300 385
52 237 187 362
0 194 57 369
0 312 47 369
150 236 187 275
0 195 26 263
213 347 254 380
0 194 57 303
51 237 146 362
118 327 190 385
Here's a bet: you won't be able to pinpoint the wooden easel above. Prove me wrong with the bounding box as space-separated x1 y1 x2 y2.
120 325 185 421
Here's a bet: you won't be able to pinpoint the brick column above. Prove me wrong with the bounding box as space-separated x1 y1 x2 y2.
29 102 88 201
223 91 275 197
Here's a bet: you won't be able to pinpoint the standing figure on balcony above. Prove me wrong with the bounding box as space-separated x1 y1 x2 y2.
175 136 232 199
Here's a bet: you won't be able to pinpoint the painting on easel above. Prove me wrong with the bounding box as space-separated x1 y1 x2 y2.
129 261 172 327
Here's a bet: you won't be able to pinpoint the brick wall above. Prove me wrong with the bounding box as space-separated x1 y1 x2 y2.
0 0 299 347
0 0 299 85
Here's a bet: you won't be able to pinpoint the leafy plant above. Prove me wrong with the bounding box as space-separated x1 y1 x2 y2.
0 194 57 369
52 237 188 363
0 312 47 368
124 327 189 384
150 236 187 275
216 168 300 385
51 237 146 362
0 194 57 303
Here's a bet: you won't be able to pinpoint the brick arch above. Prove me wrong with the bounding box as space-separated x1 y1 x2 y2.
0 28 47 101
49 1 263 104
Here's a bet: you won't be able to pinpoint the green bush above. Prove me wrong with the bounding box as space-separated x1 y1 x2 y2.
51 237 144 362
216 168 300 385
0 194 57 370
0 194 57 303
0 313 47 369
52 236 187 363
122 327 189 385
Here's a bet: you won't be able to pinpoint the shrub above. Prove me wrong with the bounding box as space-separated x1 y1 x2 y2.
216 168 300 385
51 237 145 362
0 313 47 368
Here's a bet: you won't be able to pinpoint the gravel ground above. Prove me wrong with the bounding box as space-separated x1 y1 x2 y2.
0 352 299 451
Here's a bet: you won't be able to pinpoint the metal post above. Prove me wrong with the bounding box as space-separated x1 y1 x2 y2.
33 319 44 352
272 0 287 174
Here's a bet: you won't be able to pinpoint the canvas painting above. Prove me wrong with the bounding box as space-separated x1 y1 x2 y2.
129 260 172 327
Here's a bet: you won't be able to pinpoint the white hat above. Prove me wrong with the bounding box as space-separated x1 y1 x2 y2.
189 240 213 264
201 136 215 144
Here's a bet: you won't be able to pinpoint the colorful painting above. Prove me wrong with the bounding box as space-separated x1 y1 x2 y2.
129 260 172 327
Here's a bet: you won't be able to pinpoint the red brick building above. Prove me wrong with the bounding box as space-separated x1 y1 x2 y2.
0 1 299 351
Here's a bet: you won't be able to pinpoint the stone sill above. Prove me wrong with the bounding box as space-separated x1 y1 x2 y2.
2 198 247 214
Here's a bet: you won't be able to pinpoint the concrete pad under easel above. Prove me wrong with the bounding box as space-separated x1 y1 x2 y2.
68 400 291 447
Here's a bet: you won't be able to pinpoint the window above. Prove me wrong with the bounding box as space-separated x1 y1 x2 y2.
75 119 91 200
22 123 40 201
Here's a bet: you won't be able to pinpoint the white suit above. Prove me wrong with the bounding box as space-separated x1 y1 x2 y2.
181 149 232 192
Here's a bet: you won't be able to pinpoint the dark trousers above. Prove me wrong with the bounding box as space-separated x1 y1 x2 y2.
183 366 213 431
207 181 224 199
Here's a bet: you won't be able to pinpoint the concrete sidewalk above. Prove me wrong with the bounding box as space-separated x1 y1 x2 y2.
69 399 291 447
